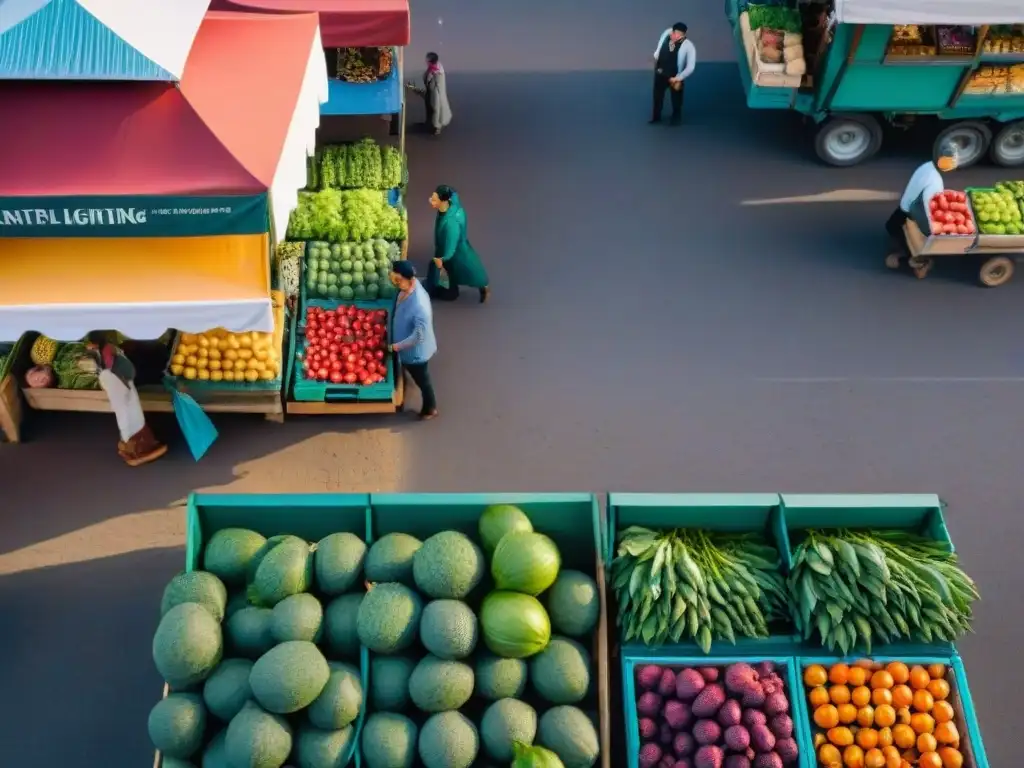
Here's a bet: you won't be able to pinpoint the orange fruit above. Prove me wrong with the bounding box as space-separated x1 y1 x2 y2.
838 704 858 725
830 663 851 685
851 685 872 707
815 733 828 750
932 701 955 723
900 761 914 768
864 747 886 768
844 744 866 768
927 679 950 701
919 751 943 768
909 666 931 690
874 705 896 727
928 664 946 679
816 704 840 729
854 658 881 670
856 728 879 749
810 686 831 708
911 713 935 734
831 685 852 705
848 666 869 687
886 662 910 685
828 726 855 747
805 664 829 687
872 688 893 707
918 733 938 753
819 743 843 768
882 746 901 768
896 707 912 725
871 670 895 690
937 747 963 768
856 705 875 727
913 690 935 712
892 725 916 749
935 722 960 746
877 727 894 748
890 684 913 708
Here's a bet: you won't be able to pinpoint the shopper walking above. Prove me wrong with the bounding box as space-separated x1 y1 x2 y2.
651 23 697 125
389 260 439 420
427 185 490 303
407 52 452 136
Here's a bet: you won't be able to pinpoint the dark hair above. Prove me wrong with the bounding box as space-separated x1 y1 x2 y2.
426 52 439 64
435 184 455 202
672 22 687 33
391 260 416 279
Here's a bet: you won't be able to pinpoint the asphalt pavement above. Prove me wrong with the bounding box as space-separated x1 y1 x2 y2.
2 1 1023 766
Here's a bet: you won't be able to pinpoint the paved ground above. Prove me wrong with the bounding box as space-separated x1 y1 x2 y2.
2 1 1023 766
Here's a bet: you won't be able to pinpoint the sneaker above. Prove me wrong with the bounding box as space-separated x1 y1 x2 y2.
418 409 439 421
479 287 490 304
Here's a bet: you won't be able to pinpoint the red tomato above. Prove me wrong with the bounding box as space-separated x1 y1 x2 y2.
345 361 357 373
343 372 358 383
330 370 344 383
367 362 378 374
374 350 385 360
317 367 329 380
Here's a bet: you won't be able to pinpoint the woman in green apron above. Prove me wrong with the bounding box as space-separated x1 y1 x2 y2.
427 185 490 303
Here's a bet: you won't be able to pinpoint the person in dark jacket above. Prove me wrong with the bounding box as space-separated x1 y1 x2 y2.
651 22 697 125
426 185 490 303
389 260 440 420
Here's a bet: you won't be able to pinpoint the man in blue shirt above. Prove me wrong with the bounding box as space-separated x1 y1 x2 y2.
651 23 697 125
885 144 958 269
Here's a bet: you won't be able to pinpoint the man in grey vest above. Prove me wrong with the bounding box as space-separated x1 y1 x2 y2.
651 22 697 125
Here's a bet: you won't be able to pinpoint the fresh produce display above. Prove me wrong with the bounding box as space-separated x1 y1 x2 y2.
633 661 800 768
611 527 789 652
148 529 369 767
304 238 400 300
29 334 59 365
788 530 978 654
168 329 281 383
311 140 405 191
275 241 303 299
970 186 1024 235
887 25 936 57
982 26 1024 54
746 5 801 33
51 342 100 390
964 63 1024 95
926 191 975 236
336 47 391 83
299 304 389 386
286 189 407 243
755 27 806 77
359 505 601 768
803 660 967 768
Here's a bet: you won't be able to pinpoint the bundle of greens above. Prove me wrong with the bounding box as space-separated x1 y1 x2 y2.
381 145 404 189
746 4 802 32
286 190 407 243
611 526 788 652
52 343 100 390
788 529 979 654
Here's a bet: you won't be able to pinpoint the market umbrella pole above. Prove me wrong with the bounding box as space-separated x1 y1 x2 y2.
399 47 407 158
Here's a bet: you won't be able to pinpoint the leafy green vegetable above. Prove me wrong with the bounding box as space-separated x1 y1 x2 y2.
746 4 801 33
286 190 407 243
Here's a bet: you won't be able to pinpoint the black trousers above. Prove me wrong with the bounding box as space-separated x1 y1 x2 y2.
653 73 684 120
885 207 910 256
404 361 437 413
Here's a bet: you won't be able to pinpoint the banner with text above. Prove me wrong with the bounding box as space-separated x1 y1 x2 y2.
0 194 268 238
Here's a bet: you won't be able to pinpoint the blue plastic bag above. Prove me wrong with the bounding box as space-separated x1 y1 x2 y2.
167 385 218 460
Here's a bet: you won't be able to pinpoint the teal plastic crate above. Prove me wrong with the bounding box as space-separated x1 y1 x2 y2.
291 298 395 403
163 328 284 393
608 493 800 656
795 653 989 768
179 492 373 768
621 653 813 768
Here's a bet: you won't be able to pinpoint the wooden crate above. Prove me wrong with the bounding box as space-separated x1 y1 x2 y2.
0 372 22 443
740 13 803 89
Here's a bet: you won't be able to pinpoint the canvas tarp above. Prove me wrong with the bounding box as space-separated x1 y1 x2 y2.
0 0 211 79
836 0 1024 25
0 235 273 340
209 0 410 47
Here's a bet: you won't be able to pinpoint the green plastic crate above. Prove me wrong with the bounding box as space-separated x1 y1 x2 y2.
795 653 989 768
621 653 813 768
176 492 373 768
607 493 800 656
291 298 395 403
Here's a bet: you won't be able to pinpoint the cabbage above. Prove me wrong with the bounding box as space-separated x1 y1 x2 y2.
480 591 551 658
491 532 561 596
513 742 565 768
479 504 534 554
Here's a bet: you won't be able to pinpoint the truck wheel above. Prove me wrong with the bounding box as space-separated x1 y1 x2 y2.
979 256 1014 287
935 121 991 168
990 121 1024 167
814 115 882 166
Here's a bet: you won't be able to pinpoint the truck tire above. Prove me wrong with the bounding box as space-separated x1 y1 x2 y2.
814 114 883 167
934 121 991 168
990 121 1024 167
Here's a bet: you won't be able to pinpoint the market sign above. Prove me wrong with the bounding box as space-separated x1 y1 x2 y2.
0 194 268 238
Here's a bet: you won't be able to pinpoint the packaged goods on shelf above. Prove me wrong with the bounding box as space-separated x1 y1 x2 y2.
981 25 1024 54
335 46 392 82
964 63 1024 95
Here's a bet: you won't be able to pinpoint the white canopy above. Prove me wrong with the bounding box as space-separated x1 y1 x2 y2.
835 0 1024 26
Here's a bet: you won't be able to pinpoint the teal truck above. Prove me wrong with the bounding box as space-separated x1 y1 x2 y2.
727 0 1024 166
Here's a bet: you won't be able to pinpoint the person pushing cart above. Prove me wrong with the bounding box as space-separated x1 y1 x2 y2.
885 143 959 272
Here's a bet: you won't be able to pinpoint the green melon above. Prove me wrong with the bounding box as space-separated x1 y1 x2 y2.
546 571 599 638
295 724 355 768
474 653 528 700
202 659 254 722
225 701 293 768
161 571 228 622
356 583 422 653
324 593 364 659
315 533 367 596
418 711 479 768
369 656 415 712
481 698 538 763
419 600 478 660
408 655 474 713
226 607 275 660
478 504 533 554
201 730 230 768
153 603 223 689
250 641 330 714
148 693 207 758
361 713 417 768
529 636 590 704
307 662 362 730
249 536 314 607
412 531 485 600
365 533 421 585
537 706 599 768
270 593 324 643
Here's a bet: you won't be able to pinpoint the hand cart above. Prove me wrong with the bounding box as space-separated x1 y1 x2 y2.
887 219 1024 287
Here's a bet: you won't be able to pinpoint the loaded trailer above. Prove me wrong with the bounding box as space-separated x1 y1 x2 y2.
728 0 1024 166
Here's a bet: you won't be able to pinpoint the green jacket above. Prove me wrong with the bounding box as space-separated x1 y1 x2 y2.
432 193 488 288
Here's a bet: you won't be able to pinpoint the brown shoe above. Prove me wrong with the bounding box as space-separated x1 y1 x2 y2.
121 425 168 466
418 409 439 421
479 286 490 304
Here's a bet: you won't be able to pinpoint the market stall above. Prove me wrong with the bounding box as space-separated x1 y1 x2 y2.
727 0 1024 166
0 11 328 441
